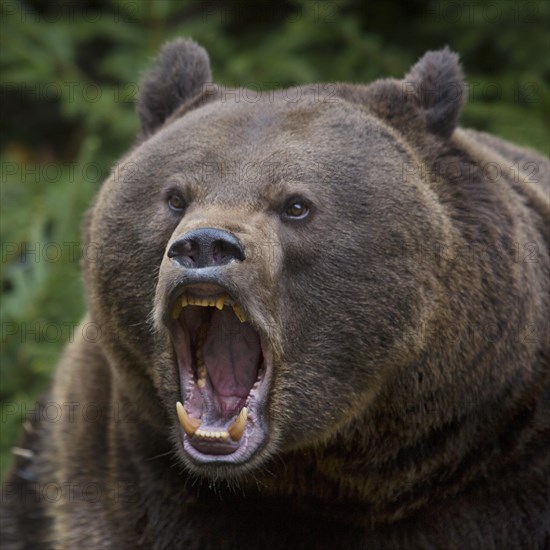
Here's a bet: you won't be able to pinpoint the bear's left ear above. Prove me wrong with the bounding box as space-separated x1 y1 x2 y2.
137 38 212 138
403 47 465 138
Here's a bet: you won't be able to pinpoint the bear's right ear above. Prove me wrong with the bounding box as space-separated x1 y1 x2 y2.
137 39 212 138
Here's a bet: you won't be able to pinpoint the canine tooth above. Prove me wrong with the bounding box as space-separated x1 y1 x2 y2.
228 407 248 441
232 304 246 323
176 402 201 437
216 296 225 310
181 295 189 307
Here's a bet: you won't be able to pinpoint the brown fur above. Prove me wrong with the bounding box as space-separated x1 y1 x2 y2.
2 41 549 549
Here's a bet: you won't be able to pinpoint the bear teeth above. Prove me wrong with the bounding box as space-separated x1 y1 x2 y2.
228 407 248 441
176 402 201 436
172 294 247 322
176 402 248 442
231 304 246 323
194 429 230 441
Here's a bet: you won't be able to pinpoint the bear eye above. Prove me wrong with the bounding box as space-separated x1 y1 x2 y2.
167 193 186 213
282 197 310 220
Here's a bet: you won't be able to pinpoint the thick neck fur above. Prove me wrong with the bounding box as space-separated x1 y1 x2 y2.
87 348 548 549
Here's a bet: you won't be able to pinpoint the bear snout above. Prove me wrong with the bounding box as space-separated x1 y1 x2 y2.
168 227 245 269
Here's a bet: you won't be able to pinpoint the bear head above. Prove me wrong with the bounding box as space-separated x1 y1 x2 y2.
83 40 527 483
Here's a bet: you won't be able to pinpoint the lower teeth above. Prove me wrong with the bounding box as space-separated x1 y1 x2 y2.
195 429 229 440
175 403 248 442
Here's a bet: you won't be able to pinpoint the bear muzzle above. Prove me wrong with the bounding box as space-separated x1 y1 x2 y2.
161 263 273 464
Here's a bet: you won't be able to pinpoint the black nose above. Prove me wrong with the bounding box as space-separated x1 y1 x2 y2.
167 228 245 268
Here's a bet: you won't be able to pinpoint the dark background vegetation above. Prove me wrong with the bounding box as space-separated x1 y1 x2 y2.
1 0 549 476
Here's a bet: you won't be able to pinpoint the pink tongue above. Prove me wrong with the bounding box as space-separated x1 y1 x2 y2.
202 308 261 409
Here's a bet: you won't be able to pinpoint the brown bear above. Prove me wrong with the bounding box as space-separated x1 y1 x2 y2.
2 39 549 549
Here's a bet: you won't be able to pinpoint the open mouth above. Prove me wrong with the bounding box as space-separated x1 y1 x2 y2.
168 283 271 464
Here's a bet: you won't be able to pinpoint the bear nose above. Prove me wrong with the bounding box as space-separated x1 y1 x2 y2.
167 228 245 268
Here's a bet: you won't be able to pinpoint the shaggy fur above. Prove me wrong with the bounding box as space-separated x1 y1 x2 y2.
2 40 549 549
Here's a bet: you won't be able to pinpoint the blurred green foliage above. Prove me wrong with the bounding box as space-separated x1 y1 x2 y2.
1 0 549 477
